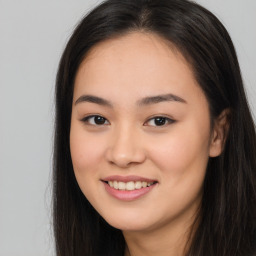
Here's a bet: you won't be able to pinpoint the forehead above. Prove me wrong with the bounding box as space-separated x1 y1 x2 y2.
73 32 201 105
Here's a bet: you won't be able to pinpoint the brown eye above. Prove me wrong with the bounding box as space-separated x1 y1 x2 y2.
82 115 110 125
93 116 106 125
145 116 175 127
153 117 167 126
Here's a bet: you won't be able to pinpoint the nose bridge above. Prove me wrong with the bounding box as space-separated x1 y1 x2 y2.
106 122 145 167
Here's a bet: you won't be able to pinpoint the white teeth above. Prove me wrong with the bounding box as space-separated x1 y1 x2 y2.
142 181 147 188
126 181 135 190
113 181 118 189
119 182 126 190
107 180 155 191
135 181 142 189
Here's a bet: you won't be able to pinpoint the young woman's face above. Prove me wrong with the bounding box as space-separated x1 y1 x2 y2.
70 32 218 232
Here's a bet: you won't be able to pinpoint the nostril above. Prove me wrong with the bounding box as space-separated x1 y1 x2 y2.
105 137 146 167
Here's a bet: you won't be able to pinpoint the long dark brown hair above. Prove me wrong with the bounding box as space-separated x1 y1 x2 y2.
53 0 256 255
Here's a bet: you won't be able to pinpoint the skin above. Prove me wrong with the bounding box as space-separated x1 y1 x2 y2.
70 32 225 256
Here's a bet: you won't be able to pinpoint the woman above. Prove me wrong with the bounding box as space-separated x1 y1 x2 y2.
53 0 256 255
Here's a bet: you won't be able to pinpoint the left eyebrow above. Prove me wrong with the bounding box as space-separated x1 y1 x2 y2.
137 93 187 106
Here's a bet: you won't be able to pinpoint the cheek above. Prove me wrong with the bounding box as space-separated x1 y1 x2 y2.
148 122 211 180
144 123 211 220
70 124 105 179
69 124 108 205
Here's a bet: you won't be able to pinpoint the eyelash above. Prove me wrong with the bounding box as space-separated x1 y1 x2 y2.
81 115 110 126
80 115 175 127
145 116 175 127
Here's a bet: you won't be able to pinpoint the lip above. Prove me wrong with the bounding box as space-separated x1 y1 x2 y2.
102 175 157 183
101 175 158 201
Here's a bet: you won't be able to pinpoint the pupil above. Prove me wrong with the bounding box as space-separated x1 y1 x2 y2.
95 116 105 125
154 117 166 126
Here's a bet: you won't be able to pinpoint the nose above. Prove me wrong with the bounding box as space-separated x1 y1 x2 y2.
105 126 146 168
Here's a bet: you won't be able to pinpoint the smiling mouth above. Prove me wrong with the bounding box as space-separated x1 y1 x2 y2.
104 180 157 191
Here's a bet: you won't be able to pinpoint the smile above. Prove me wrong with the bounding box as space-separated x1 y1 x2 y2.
102 175 158 201
107 180 155 191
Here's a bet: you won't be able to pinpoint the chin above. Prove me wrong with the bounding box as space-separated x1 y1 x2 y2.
101 212 156 232
108 220 148 232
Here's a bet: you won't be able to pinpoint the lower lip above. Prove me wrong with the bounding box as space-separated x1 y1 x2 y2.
103 182 157 201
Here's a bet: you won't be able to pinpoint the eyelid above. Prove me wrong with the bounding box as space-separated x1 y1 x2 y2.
80 114 110 125
144 115 176 127
80 114 175 127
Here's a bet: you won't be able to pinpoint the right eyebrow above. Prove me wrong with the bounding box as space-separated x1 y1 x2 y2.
137 93 187 106
74 95 113 107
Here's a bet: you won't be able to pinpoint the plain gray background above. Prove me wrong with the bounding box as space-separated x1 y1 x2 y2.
0 1 255 255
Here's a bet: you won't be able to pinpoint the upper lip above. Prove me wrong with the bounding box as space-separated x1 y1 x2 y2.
102 175 158 183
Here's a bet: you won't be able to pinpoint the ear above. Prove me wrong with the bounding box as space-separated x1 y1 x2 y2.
209 109 230 157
